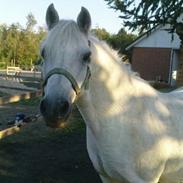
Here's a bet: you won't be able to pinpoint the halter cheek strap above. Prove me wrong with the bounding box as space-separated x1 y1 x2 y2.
42 66 91 96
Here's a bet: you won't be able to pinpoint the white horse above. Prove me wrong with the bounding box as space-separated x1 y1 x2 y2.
40 4 183 183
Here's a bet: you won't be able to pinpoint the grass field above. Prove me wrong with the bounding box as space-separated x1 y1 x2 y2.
0 97 101 183
0 86 178 183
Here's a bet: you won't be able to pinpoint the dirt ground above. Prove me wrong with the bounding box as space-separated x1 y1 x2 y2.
0 102 101 183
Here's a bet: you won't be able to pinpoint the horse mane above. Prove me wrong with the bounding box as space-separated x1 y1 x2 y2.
88 33 157 96
89 34 140 78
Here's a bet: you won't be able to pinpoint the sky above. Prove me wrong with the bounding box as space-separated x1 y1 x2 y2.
0 0 124 34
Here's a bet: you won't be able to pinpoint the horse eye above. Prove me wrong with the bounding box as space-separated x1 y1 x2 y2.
41 48 46 58
88 40 91 47
83 52 91 62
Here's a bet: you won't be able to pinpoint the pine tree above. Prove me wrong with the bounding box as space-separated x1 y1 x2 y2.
105 0 183 85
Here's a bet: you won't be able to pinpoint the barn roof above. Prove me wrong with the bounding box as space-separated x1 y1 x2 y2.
126 25 161 51
126 24 181 50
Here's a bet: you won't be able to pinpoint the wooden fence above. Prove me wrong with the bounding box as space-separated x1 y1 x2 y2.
0 90 42 105
0 72 42 139
0 71 42 92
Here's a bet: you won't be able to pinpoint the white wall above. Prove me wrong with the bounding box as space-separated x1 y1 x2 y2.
135 25 181 49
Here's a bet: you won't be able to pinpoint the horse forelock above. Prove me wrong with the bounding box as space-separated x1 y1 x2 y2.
43 20 87 57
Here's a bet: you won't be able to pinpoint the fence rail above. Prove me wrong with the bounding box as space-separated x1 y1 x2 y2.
6 66 22 75
0 70 42 92
0 90 42 139
0 73 41 82
0 90 42 105
0 69 43 139
0 126 20 139
0 85 36 92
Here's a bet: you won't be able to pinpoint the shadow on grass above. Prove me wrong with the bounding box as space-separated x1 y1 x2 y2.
0 107 101 183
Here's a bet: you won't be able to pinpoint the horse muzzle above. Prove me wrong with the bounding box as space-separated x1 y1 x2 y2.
40 96 72 128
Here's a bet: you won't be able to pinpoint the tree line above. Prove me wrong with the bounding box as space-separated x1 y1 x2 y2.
0 13 46 69
0 13 137 70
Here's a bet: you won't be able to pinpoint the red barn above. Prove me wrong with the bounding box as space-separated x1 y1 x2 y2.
126 25 181 86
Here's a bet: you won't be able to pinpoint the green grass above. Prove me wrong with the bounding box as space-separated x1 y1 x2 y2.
3 106 85 143
0 91 8 97
13 96 41 106
158 87 177 93
9 96 85 142
0 98 100 183
0 92 41 107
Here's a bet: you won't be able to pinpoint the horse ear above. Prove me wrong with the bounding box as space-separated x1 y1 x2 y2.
77 7 91 34
46 4 59 30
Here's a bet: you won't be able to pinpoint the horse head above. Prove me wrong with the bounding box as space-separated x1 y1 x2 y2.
40 4 92 128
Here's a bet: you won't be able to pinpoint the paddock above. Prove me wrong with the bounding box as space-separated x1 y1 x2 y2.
0 73 100 183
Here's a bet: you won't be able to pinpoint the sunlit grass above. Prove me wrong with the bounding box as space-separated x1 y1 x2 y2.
12 96 41 106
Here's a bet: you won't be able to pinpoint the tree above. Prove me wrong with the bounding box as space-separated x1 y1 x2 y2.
0 13 46 69
0 23 22 66
26 13 37 31
105 0 183 84
91 27 111 40
105 0 183 36
107 28 136 60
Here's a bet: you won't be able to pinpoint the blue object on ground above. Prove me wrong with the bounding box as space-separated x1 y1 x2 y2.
15 113 25 121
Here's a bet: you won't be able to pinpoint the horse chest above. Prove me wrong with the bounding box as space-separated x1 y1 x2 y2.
86 126 131 182
86 127 107 175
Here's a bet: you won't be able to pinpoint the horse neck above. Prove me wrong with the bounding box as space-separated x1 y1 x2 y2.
88 41 134 105
77 39 157 134
77 41 136 132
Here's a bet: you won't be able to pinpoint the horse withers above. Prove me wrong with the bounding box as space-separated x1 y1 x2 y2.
40 4 183 183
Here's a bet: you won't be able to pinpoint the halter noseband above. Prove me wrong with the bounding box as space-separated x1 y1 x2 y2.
42 66 91 96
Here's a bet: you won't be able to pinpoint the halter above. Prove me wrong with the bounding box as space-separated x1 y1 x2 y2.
42 66 91 96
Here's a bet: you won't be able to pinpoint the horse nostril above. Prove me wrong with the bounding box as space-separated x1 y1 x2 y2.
59 100 70 114
40 99 47 115
40 97 71 120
